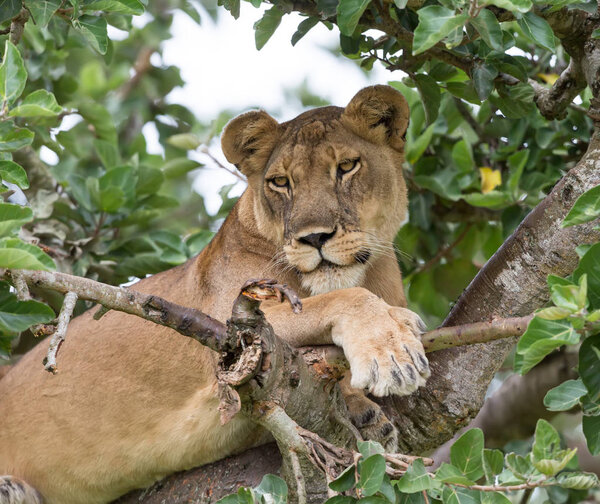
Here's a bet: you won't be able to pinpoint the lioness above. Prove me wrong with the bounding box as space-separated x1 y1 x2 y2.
0 85 429 504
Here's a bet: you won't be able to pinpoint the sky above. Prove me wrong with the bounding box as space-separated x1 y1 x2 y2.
158 5 390 212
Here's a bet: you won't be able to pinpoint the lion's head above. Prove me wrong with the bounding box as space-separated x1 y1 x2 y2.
222 85 410 295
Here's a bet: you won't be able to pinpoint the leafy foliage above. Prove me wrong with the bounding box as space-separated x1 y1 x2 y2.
219 423 598 502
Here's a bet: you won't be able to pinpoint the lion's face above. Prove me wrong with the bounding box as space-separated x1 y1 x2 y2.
222 86 410 295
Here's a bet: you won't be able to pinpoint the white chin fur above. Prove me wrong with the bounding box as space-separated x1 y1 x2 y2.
301 263 366 295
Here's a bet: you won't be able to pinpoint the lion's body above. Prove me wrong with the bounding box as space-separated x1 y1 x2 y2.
0 86 429 504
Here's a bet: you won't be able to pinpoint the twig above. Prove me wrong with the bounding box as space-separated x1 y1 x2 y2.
421 314 533 352
449 478 550 492
289 451 307 504
9 8 29 45
43 291 77 374
201 147 247 182
412 224 472 276
9 270 56 337
116 47 155 100
453 98 485 139
11 270 30 300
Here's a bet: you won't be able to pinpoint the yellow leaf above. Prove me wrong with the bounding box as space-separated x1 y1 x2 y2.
537 73 559 85
479 167 501 194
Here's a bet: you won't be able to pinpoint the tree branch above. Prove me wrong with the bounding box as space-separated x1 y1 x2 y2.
529 60 587 120
42 291 78 374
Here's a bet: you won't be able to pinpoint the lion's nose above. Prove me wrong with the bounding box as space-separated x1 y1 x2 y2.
298 230 336 249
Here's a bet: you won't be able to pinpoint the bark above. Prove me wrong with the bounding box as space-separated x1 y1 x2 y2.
431 350 579 466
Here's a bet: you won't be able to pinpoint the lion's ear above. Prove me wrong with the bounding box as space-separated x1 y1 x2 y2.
221 110 280 177
341 85 409 152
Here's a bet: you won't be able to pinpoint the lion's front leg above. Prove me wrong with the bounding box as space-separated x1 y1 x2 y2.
263 287 430 397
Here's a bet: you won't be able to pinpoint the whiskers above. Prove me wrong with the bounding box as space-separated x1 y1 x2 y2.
362 230 411 264
260 249 296 279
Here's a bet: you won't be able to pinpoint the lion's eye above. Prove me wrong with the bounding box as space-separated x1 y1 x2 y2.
269 176 289 189
337 158 360 178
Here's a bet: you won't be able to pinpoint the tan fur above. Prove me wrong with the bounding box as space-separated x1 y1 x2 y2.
0 86 429 504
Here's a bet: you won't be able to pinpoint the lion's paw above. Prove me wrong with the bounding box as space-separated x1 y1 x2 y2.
344 391 398 451
334 301 430 397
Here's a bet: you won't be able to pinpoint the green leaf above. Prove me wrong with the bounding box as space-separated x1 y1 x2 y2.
441 487 481 504
396 459 433 493
254 6 284 50
414 74 440 124
9 89 62 118
329 464 357 492
292 17 319 46
536 306 572 320
82 0 144 14
254 475 287 504
357 454 386 496
186 230 215 256
0 238 55 270
325 497 357 504
167 133 201 151
451 140 474 173
562 185 600 227
482 449 504 484
24 0 60 26
0 41 27 106
215 494 240 504
462 191 508 209
480 492 511 504
579 334 600 402
531 419 576 476
0 202 32 236
0 123 33 152
161 157 202 178
73 15 108 54
517 12 555 51
481 0 531 13
435 463 475 485
550 277 586 312
450 429 485 481
412 6 468 56
78 102 117 144
0 281 55 334
556 471 600 490
515 317 579 374
94 139 120 169
357 440 385 458
582 415 600 455
544 379 588 411
378 475 396 503
472 61 498 100
504 453 537 480
397 493 426 504
0 160 28 189
324 495 357 504
573 243 600 309
469 9 502 50
406 123 435 164
0 0 21 24
337 0 370 37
